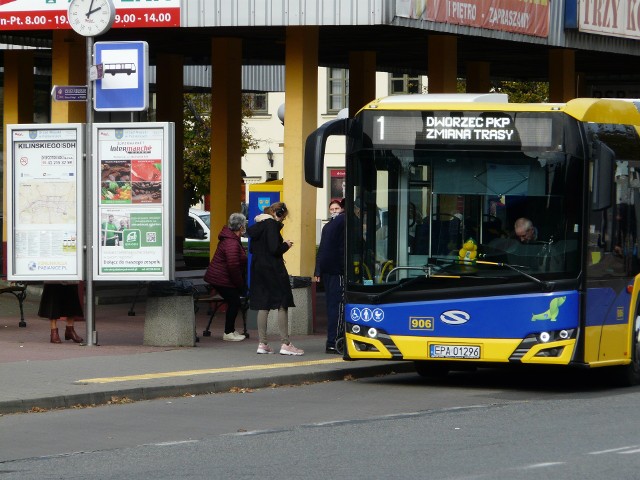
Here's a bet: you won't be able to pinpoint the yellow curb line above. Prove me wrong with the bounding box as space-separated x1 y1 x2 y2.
76 358 346 384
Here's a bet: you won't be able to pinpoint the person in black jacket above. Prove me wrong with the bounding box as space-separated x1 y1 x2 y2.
246 202 304 356
314 199 345 354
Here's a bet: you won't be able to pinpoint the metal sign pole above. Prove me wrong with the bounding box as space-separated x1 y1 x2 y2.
85 36 96 345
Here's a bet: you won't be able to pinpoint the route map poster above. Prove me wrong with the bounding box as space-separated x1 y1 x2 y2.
6 124 84 281
93 123 174 281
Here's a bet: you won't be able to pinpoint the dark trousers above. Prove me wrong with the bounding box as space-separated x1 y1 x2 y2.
323 274 344 347
213 285 242 334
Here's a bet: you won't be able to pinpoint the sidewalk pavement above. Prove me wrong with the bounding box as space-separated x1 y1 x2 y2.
0 287 414 415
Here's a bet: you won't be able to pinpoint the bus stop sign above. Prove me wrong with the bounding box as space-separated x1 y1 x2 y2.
94 41 149 112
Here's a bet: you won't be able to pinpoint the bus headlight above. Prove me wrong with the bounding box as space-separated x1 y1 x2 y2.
539 331 551 343
368 328 378 338
351 324 361 334
558 329 569 340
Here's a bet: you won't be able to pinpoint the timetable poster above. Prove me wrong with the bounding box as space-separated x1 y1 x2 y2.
7 124 84 281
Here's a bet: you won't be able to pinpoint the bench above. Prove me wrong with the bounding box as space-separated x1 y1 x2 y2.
132 270 250 341
0 283 28 328
193 283 249 338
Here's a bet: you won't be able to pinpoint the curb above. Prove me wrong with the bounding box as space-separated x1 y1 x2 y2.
0 362 416 415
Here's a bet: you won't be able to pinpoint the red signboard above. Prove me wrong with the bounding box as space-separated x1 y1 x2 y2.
397 0 549 38
0 0 180 31
330 169 346 203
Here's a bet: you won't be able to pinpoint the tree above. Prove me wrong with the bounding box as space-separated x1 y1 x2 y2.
455 79 549 103
183 93 259 207
493 81 549 103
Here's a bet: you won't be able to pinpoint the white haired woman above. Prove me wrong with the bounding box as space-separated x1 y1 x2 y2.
204 213 248 341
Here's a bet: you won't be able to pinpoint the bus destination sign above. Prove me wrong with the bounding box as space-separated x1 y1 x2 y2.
368 111 554 149
421 115 514 141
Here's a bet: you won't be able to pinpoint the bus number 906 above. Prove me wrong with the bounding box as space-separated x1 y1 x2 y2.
410 317 434 330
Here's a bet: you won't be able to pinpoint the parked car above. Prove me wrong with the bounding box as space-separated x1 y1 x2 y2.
183 209 247 269
182 208 211 268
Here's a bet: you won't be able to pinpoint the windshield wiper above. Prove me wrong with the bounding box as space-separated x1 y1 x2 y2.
476 260 554 291
368 265 460 304
367 276 427 304
369 259 554 304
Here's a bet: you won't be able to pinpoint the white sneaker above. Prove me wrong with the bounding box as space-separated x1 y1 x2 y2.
279 343 304 356
257 343 274 354
222 331 246 342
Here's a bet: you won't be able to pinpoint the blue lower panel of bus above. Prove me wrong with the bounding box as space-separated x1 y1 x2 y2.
345 291 579 363
346 291 579 338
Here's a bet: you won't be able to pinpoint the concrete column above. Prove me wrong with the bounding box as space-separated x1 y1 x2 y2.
283 26 319 277
3 50 34 274
549 49 576 102
428 35 457 93
210 38 243 252
349 51 376 115
466 61 491 93
3 51 34 124
51 31 86 124
156 53 185 252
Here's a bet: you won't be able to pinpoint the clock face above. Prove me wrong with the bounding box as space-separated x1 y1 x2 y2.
68 0 116 37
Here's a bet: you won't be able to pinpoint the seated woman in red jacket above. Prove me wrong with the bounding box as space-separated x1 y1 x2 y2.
204 213 248 341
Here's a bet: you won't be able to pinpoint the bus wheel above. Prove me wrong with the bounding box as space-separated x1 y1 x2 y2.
614 311 640 387
414 361 450 378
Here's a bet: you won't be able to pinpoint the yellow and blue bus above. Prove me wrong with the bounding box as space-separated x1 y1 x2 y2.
305 94 640 385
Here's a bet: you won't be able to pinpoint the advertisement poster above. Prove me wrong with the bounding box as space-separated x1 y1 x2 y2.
6 124 84 281
93 123 174 280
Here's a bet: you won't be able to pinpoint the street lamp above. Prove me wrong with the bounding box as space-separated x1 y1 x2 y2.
267 148 274 167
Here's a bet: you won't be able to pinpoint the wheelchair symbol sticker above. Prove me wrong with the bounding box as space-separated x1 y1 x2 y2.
350 307 383 322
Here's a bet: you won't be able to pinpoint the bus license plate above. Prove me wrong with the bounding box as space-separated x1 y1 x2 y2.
429 344 480 359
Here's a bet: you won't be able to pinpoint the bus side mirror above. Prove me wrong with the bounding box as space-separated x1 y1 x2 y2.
304 118 350 187
592 141 615 211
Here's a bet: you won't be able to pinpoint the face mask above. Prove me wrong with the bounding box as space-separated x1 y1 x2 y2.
330 212 339 219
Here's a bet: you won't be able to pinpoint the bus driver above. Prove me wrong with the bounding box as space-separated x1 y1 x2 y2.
514 217 538 244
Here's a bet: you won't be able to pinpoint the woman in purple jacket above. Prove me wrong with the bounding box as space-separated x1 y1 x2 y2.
204 213 248 341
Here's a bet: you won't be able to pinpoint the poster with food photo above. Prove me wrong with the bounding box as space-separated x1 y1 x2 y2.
101 160 131 182
131 159 161 203
101 160 132 204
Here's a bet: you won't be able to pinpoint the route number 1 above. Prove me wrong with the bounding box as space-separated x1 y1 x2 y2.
377 115 384 140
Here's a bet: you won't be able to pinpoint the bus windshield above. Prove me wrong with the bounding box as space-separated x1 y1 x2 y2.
347 146 582 290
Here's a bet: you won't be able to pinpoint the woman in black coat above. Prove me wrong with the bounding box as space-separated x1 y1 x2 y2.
246 202 303 356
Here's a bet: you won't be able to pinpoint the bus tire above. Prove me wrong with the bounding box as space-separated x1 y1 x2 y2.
414 361 450 378
613 309 640 387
